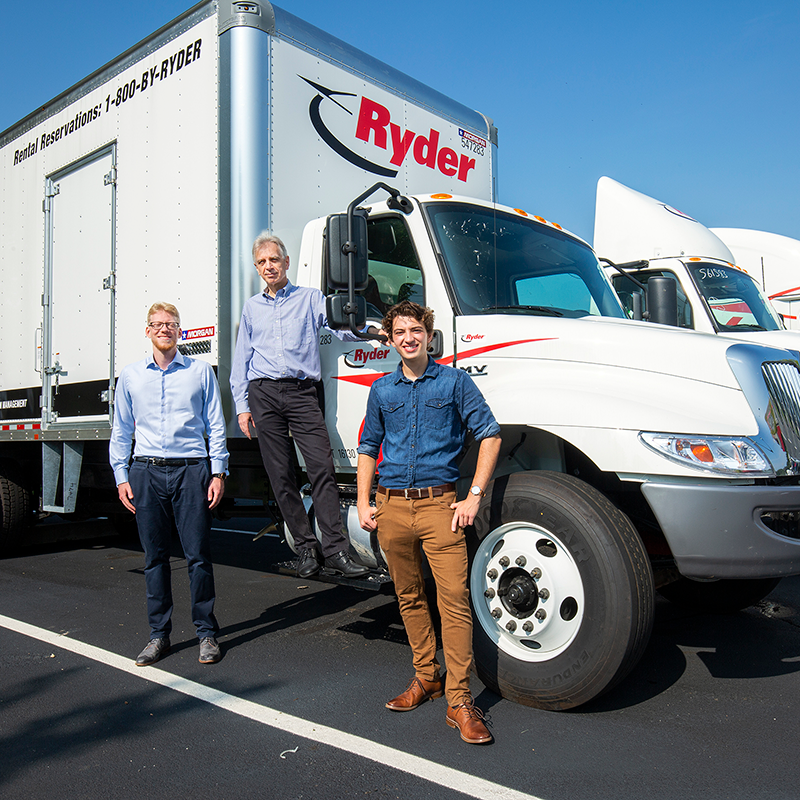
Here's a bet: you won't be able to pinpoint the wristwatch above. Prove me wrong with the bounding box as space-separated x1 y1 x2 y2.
212 473 227 481
470 485 485 497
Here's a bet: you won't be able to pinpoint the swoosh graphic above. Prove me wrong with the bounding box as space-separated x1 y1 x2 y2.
334 337 556 387
302 77 398 179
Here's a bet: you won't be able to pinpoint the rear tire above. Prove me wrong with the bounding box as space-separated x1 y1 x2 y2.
657 577 780 614
0 462 33 554
470 471 654 710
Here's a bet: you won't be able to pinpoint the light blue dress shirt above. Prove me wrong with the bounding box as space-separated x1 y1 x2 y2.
109 350 229 485
230 281 361 415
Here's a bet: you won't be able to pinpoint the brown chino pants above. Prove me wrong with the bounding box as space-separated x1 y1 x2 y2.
374 489 473 706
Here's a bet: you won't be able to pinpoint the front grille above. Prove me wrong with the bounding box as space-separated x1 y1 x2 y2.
761 361 800 464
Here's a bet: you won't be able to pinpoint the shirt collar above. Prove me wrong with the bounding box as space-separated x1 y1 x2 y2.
392 356 440 384
146 349 187 371
263 279 295 300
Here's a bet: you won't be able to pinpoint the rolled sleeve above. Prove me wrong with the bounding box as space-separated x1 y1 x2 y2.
356 384 384 459
457 371 501 442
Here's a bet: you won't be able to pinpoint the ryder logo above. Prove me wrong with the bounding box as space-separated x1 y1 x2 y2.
344 347 392 368
302 76 477 183
461 333 485 342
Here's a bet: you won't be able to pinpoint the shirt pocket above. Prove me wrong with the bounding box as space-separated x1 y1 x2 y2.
380 401 406 434
424 396 455 430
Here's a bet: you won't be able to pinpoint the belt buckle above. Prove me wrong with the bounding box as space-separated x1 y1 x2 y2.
404 488 410 500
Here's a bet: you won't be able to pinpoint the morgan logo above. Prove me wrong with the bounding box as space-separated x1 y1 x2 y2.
460 333 485 342
182 326 215 341
344 347 393 368
302 76 477 183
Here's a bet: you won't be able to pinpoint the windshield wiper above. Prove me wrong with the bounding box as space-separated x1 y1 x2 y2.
485 304 564 317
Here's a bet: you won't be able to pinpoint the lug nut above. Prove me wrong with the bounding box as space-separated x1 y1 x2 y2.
499 556 510 567
522 621 534 632
515 555 527 567
487 568 498 580
484 588 495 599
530 567 542 579
491 608 502 619
505 620 517 632
535 609 547 621
538 588 550 600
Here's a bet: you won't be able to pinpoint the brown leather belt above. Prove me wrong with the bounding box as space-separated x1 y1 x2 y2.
376 483 456 499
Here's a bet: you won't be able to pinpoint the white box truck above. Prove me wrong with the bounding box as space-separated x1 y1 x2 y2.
4 3 800 713
0 1 495 533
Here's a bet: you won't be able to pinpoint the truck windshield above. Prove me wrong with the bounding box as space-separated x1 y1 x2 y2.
688 263 783 332
425 203 625 318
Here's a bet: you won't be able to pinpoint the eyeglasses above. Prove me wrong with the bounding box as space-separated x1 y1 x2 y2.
148 321 180 331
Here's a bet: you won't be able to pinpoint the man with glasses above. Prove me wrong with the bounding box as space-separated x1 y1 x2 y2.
110 302 229 666
231 233 370 579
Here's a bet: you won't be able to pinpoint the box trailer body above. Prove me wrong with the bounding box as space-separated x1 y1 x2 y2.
5 5 800 714
594 177 800 353
711 228 800 332
0 0 496 517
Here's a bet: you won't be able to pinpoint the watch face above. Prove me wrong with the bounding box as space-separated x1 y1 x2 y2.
471 486 481 495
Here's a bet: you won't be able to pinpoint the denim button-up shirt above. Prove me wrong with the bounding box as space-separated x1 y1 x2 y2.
357 357 500 489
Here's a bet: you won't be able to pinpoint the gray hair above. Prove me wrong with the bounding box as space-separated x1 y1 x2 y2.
252 232 288 262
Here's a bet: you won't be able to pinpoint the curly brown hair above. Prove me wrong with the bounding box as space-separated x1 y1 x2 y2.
381 300 435 337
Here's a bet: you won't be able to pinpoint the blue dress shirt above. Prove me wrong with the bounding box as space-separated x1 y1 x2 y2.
357 357 501 489
109 351 229 484
230 281 361 415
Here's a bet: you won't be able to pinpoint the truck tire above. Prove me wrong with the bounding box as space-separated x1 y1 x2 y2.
0 463 33 554
469 471 654 711
657 577 780 614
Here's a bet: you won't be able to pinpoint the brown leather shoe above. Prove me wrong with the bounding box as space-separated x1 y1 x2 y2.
446 698 493 744
385 676 444 711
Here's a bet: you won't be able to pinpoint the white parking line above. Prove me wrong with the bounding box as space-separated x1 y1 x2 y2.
1 613 540 800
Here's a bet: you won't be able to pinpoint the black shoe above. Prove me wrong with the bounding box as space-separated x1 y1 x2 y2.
324 550 369 578
297 547 321 578
135 637 170 666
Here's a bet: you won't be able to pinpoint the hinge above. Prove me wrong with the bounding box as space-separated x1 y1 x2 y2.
104 167 117 186
103 274 116 290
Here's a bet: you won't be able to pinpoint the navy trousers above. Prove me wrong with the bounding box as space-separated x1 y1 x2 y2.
129 460 218 640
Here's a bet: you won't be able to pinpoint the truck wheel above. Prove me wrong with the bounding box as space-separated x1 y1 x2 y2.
657 577 780 614
469 471 654 711
0 464 33 554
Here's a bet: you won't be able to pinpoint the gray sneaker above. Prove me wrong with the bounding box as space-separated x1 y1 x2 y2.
135 637 170 666
199 636 221 664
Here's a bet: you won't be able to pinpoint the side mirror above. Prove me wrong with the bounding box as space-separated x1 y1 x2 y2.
428 330 444 358
326 213 368 291
326 294 366 331
646 276 678 327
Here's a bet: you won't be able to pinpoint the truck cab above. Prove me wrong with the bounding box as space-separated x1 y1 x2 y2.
293 186 800 710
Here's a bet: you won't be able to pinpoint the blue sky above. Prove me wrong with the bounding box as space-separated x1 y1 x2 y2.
2 0 798 244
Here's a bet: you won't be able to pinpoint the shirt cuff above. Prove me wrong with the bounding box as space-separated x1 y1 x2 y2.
113 467 130 485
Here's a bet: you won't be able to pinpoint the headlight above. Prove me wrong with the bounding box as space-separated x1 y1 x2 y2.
639 432 774 477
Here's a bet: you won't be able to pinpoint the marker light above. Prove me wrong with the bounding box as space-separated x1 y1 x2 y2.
639 432 773 476
430 193 452 199
514 208 529 216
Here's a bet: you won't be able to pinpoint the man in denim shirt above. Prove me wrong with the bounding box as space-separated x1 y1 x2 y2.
357 301 501 744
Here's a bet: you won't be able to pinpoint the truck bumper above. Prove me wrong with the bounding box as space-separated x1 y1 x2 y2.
641 481 800 579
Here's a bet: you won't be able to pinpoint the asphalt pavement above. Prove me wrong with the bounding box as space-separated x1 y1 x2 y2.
1 518 799 800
